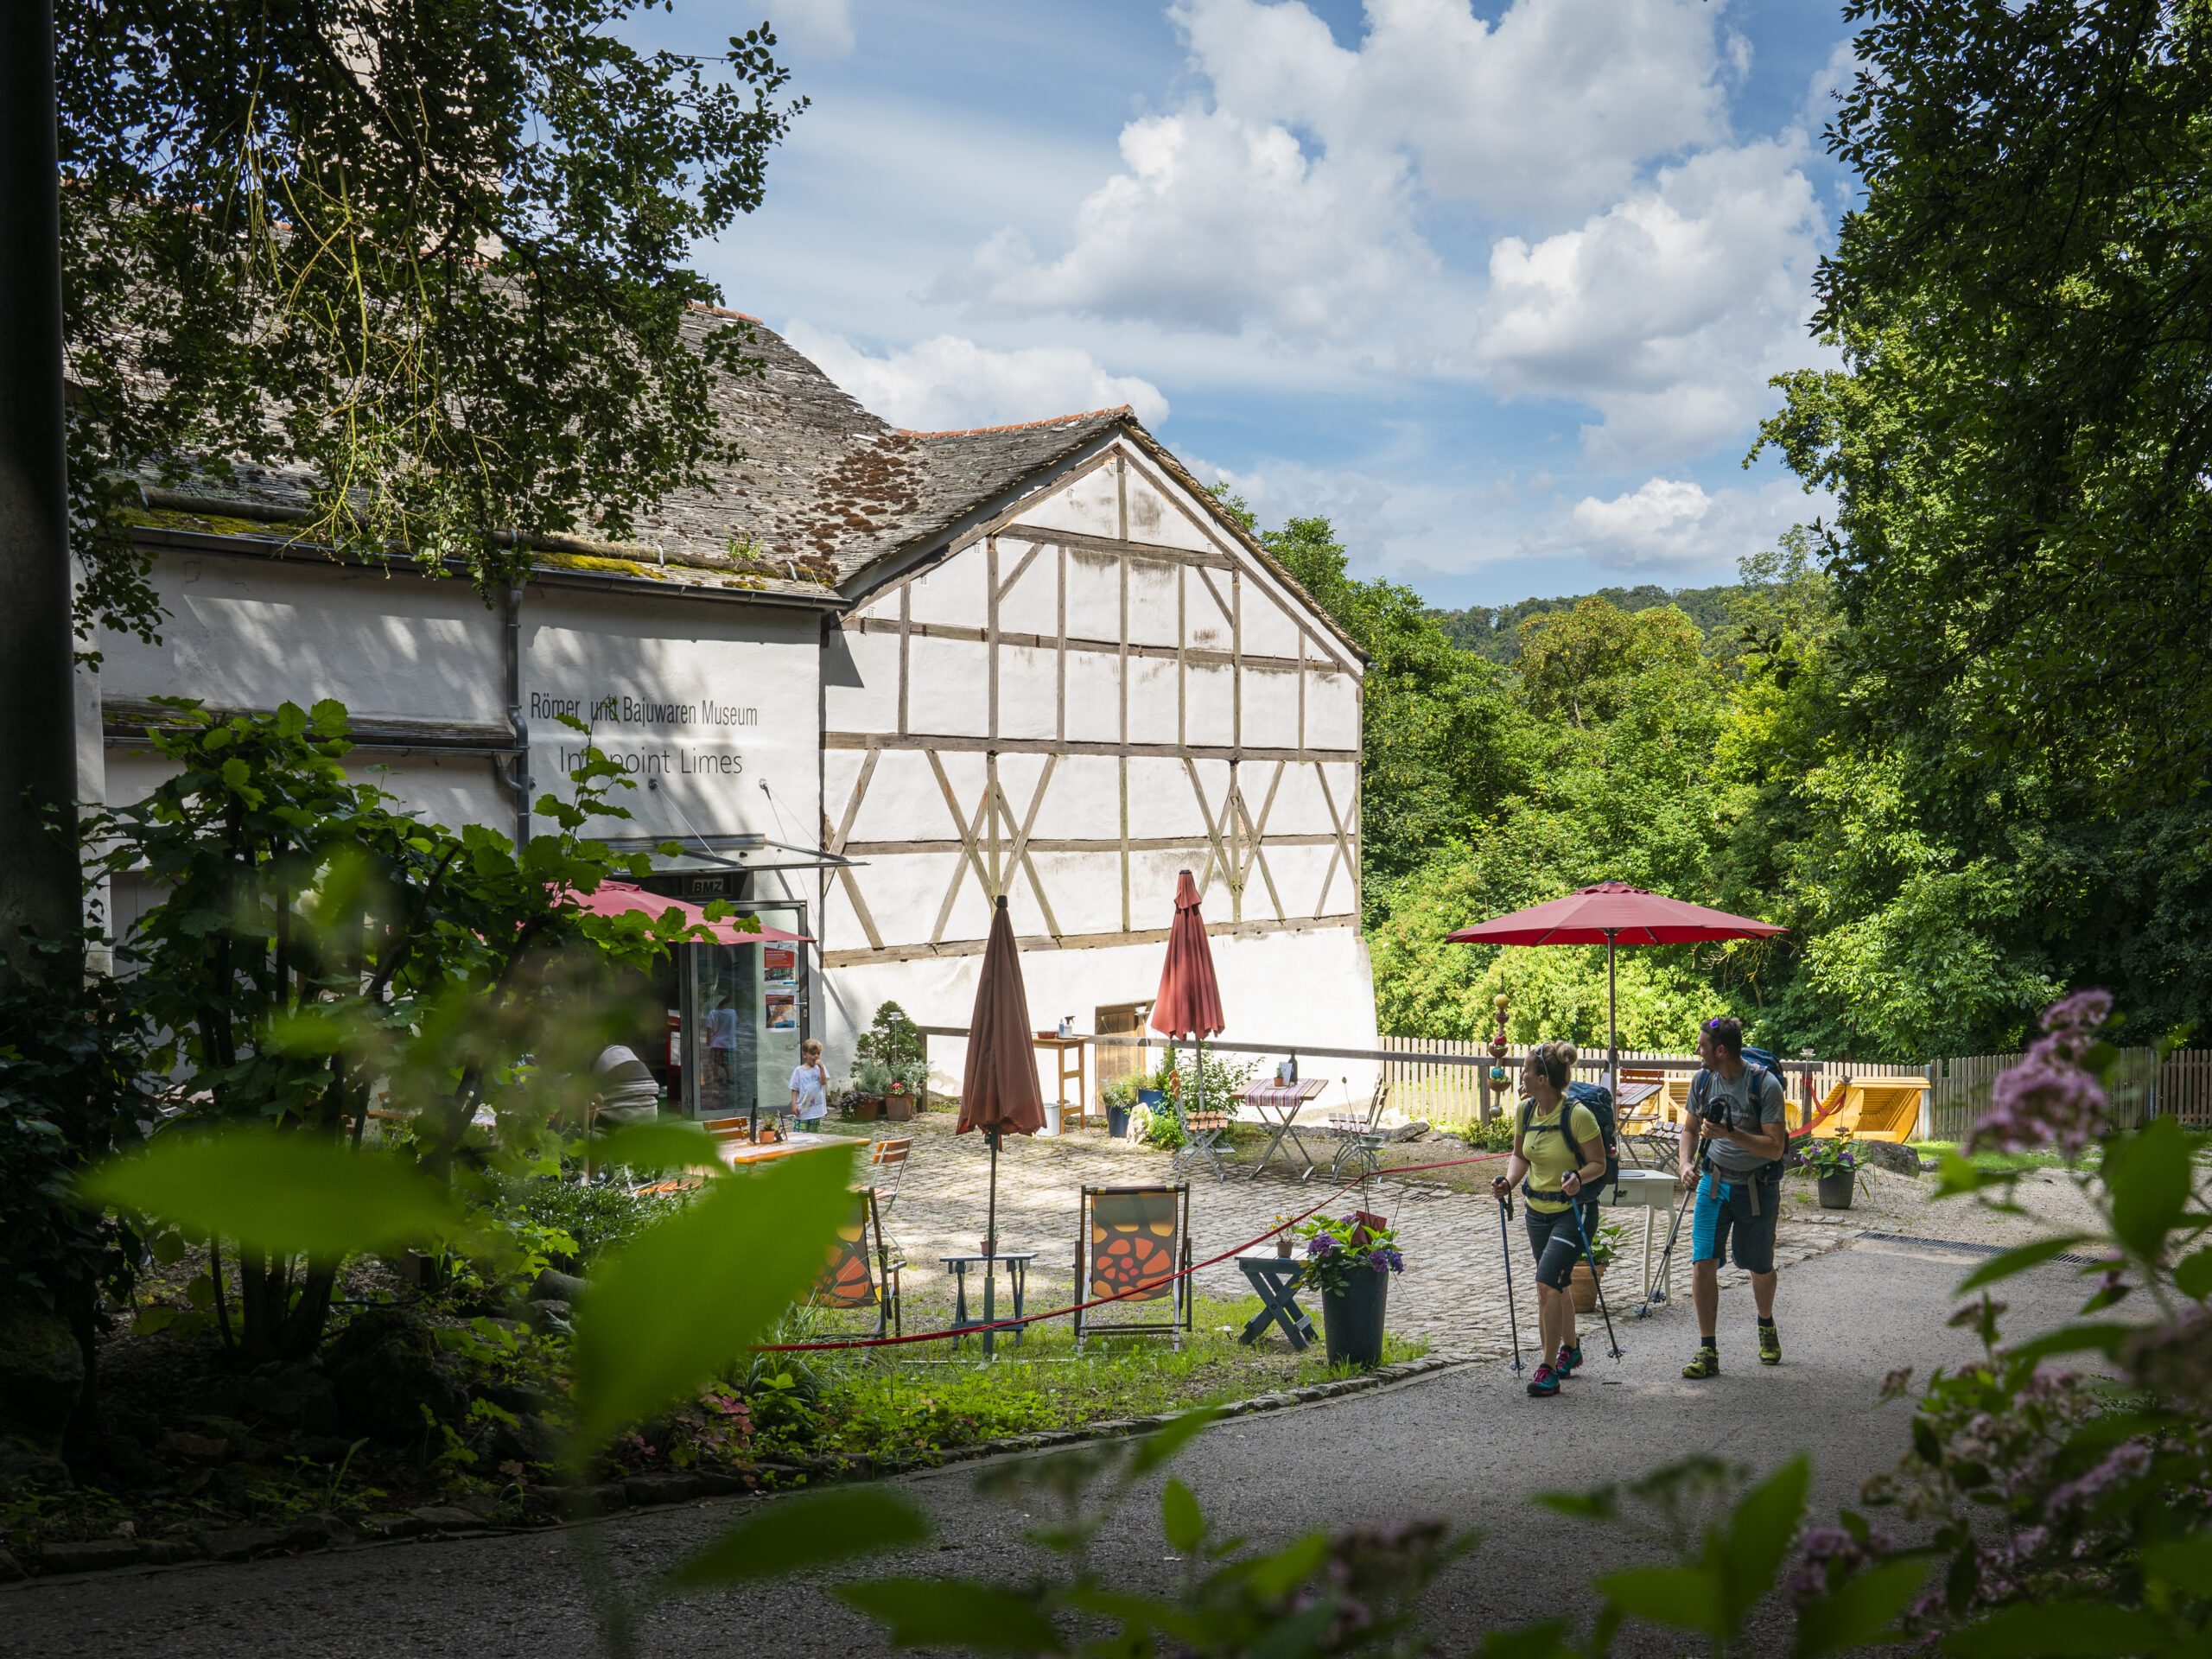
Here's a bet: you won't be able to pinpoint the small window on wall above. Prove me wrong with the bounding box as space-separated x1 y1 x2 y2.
1095 1001 1153 1089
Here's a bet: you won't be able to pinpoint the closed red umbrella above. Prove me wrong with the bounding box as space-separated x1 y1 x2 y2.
1446 880 1784 1092
959 895 1046 1258
1151 869 1225 1122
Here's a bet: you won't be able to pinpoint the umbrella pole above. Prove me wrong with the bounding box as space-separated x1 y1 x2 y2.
985 1130 999 1257
1605 929 1619 1100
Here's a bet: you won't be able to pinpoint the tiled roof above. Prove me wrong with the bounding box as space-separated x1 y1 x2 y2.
125 313 1363 658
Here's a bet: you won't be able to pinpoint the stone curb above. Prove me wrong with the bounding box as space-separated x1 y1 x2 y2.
2 1355 1456 1586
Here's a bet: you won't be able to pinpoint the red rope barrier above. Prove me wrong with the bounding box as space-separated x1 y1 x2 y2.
754 1148 1518 1353
763 1094 1855 1356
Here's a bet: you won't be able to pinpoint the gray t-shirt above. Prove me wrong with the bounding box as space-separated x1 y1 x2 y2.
1696 1064 1786 1175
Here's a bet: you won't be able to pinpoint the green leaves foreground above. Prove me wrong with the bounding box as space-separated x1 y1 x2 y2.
82 1127 855 1456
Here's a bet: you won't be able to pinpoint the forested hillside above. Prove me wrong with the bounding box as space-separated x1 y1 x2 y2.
1428 582 1745 663
1230 502 2209 1064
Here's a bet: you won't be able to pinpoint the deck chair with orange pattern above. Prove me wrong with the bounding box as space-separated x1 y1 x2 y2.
1073 1184 1193 1351
810 1188 903 1340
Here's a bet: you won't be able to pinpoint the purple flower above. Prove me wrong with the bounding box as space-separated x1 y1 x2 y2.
1307 1234 1337 1257
1971 1030 2109 1159
2046 1441 2151 1516
2041 988 2113 1044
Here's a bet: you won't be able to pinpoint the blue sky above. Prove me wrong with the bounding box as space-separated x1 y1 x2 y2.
628 1 1860 608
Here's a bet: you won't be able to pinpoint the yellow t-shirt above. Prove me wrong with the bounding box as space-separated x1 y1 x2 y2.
1520 1099 1602 1213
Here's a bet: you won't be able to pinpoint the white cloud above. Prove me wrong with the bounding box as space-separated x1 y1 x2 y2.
779 324 1171 431
1472 137 1826 459
1567 475 1821 573
1173 0 1735 218
938 108 1432 340
771 0 857 58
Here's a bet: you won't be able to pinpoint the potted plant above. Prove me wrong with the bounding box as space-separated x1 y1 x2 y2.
853 1001 925 1119
1295 1211 1404 1369
1135 1061 1173 1114
884 1057 925 1122
1101 1077 1139 1139
1272 1213 1295 1258
1803 1134 1861 1209
849 1055 890 1121
1569 1222 1624 1314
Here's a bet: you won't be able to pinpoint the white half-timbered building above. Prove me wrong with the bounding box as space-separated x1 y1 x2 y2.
79 312 1378 1114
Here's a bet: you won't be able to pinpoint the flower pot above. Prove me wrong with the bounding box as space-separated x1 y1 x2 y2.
885 1089 914 1122
1106 1103 1132 1139
851 1095 881 1122
1137 1089 1166 1110
1569 1261 1607 1314
1320 1268 1389 1370
1817 1169 1856 1210
1040 1099 1063 1136
1274 1236 1294 1259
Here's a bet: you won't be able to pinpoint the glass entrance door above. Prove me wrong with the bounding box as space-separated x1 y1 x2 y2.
677 903 809 1122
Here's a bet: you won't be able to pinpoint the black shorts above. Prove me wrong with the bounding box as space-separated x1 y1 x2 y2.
1525 1198 1601 1291
1692 1170 1782 1274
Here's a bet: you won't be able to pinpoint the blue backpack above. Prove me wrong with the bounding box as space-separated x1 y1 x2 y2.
1691 1046 1788 1175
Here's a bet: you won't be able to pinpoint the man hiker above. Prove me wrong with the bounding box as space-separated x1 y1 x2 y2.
1678 1015 1787 1376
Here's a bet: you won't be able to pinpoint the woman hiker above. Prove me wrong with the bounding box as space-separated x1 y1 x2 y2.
1491 1040 1608 1398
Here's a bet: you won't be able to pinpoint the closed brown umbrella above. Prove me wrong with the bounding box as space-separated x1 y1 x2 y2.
1151 869 1225 1121
959 895 1046 1258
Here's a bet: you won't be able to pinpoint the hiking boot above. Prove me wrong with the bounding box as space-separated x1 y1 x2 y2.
1682 1344 1719 1380
1758 1322 1782 1366
1554 1343 1583 1377
1526 1363 1560 1397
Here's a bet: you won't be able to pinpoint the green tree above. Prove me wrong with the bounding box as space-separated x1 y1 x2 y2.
58 2 803 650
87 699 714 1361
1758 0 2212 801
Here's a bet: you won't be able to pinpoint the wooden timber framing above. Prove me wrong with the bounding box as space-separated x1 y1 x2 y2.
819 435 1362 963
820 911 1355 970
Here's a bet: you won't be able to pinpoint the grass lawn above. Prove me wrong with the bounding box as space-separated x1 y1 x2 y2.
758 1293 1428 1471
1908 1140 2097 1173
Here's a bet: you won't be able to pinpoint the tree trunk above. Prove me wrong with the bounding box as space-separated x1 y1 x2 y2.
0 0 79 990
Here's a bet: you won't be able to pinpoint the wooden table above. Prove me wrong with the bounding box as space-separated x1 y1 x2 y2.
1243 1077 1329 1179
940 1251 1035 1358
1033 1032 1088 1129
1235 1253 1315 1351
715 1129 842 1167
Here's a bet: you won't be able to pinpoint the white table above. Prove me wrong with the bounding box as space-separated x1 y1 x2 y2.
1600 1166 1688 1314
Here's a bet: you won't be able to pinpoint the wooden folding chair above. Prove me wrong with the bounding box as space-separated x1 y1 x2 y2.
1073 1184 1192 1351
1173 1109 1234 1183
1325 1080 1392 1183
810 1188 903 1339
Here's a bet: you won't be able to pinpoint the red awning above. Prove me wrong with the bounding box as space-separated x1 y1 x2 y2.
551 881 811 944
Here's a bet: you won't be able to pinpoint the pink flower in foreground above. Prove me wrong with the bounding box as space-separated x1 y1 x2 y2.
1969 991 2114 1158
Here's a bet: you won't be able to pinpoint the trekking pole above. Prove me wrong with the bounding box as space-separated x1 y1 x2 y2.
1638 1177 1698 1318
1564 1192 1624 1361
1496 1191 1523 1374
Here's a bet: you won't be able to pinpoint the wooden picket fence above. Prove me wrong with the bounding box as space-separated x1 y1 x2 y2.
1925 1048 2212 1141
1382 1034 2212 1142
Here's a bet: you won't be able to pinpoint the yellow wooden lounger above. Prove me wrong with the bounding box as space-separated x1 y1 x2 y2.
1807 1078 1929 1142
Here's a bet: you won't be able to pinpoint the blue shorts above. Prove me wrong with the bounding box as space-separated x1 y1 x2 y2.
1691 1169 1781 1274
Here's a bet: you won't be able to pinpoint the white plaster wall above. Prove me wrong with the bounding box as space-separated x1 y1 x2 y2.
1121 462 1212 553
522 589 819 850
1007 461 1120 539
995 540 1058 635
96 551 505 728
817 923 1382 1106
821 618 899 734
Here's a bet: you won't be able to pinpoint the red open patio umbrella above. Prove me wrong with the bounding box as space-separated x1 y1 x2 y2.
1152 869 1225 1120
959 895 1047 1260
1446 880 1784 1093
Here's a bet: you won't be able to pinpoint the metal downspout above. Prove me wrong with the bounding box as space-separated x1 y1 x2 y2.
500 578 531 847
